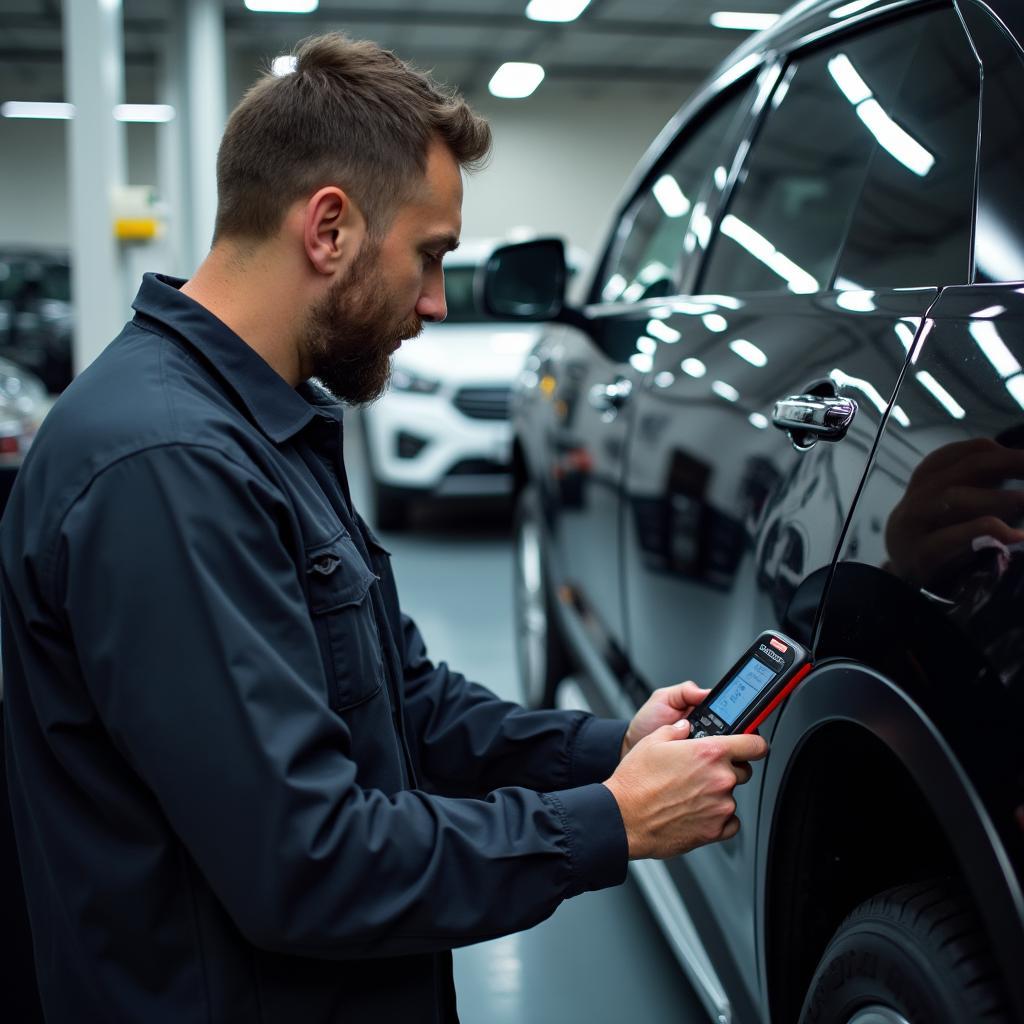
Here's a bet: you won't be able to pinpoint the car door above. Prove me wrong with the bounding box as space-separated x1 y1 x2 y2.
620 6 982 1015
542 76 761 705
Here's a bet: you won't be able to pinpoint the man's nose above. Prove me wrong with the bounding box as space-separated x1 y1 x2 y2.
416 277 447 323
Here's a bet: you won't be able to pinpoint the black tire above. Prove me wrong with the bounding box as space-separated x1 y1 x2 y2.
513 485 570 708
799 878 1010 1024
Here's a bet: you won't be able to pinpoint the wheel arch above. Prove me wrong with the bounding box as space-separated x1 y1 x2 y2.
756 663 1024 1022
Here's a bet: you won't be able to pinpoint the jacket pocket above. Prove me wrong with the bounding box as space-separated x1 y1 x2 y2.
305 533 385 711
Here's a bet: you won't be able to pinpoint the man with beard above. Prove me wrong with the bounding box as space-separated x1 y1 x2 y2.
0 32 767 1024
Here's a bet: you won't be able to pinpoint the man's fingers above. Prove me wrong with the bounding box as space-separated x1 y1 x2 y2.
720 815 741 841
663 680 710 710
718 733 769 762
730 760 753 786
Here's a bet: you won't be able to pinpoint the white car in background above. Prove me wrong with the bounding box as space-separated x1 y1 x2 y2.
361 240 581 529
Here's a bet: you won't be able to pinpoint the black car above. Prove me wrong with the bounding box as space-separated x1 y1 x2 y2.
487 1 1024 1021
0 249 73 395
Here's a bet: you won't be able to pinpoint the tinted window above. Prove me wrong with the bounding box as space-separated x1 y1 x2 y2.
964 6 1024 284
596 89 748 305
835 9 979 288
700 22 917 295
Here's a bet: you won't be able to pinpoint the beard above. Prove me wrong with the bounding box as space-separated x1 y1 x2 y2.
301 243 423 406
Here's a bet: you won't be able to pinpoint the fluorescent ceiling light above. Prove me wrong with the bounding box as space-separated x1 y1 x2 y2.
244 0 318 11
602 273 626 302
894 322 917 351
115 104 175 122
681 358 707 378
1006 375 1024 411
714 166 728 190
272 55 298 76
638 261 670 285
703 313 728 333
655 372 675 388
970 321 1021 378
827 54 871 104
1 101 74 119
856 99 934 176
629 352 654 373
635 336 657 355
830 0 876 17
749 412 769 429
710 11 780 30
489 62 545 99
828 53 934 176
696 294 743 310
835 289 875 312
713 52 761 91
729 338 767 366
720 214 819 293
652 174 690 218
526 0 592 22
915 371 965 419
712 380 740 402
647 319 681 343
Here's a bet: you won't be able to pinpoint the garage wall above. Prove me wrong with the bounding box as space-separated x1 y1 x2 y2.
0 85 684 268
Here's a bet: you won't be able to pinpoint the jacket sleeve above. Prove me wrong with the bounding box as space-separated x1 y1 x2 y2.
398 613 629 798
56 444 627 959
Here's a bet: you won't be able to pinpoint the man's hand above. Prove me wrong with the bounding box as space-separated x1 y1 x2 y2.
603 722 768 859
621 681 710 759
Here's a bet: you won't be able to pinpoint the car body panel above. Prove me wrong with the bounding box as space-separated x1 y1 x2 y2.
509 0 1024 1018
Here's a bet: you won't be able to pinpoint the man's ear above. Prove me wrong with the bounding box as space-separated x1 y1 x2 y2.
302 186 366 276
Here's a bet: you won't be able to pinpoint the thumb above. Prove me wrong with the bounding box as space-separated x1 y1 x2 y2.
669 718 692 738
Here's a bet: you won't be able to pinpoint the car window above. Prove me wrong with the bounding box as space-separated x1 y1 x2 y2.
964 6 1024 284
834 9 979 288
699 19 919 296
595 88 749 306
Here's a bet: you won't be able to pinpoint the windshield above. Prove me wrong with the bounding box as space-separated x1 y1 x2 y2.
0 258 71 303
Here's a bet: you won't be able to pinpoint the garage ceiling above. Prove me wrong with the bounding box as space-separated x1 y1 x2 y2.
0 0 792 102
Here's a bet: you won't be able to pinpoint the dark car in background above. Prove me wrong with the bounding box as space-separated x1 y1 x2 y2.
489 1 1024 1021
0 249 73 395
0 356 47 514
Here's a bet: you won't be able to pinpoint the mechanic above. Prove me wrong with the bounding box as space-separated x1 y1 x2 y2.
0 33 767 1024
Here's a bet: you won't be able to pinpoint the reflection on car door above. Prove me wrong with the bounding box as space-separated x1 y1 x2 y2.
547 84 757 703
621 6 980 1011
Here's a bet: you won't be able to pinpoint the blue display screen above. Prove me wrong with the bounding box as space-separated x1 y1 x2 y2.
709 657 777 726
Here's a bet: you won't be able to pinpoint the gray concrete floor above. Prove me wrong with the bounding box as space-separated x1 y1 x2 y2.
345 412 706 1024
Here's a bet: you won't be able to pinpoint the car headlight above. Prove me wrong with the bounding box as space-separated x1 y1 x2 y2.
391 369 441 394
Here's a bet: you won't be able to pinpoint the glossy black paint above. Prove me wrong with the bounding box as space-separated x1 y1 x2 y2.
511 0 1024 1020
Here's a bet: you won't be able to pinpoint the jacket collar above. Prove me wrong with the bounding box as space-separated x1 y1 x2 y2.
131 272 343 443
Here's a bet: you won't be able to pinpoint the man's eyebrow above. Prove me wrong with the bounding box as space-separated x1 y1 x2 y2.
425 234 460 254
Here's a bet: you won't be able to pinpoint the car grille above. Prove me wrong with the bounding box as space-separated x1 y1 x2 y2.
452 386 511 421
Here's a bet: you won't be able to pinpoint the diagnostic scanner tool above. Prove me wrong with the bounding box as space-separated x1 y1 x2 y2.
686 630 812 738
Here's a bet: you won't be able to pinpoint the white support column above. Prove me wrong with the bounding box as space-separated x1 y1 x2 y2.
62 0 127 375
184 0 227 272
156 25 189 278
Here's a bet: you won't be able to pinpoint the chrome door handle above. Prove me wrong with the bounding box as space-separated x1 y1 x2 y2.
772 394 857 450
588 377 633 415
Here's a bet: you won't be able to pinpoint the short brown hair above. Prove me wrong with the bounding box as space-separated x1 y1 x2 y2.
213 33 491 243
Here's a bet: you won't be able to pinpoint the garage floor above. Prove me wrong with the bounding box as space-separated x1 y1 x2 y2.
346 414 707 1024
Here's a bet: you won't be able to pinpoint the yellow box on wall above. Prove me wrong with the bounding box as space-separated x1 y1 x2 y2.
115 217 160 241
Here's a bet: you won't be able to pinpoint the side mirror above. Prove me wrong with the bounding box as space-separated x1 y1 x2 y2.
480 238 567 321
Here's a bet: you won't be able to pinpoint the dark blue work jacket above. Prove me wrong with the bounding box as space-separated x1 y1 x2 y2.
0 274 628 1023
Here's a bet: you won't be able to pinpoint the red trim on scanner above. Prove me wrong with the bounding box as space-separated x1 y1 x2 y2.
742 662 813 735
